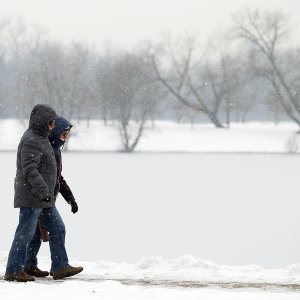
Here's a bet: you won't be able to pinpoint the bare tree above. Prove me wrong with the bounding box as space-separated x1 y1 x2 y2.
200 32 243 128
232 9 300 127
152 34 228 128
227 47 264 123
64 42 95 122
34 43 66 110
34 41 94 122
93 50 116 124
101 52 159 152
0 18 46 119
0 54 6 117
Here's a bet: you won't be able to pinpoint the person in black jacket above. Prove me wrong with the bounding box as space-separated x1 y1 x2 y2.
50 117 78 213
4 105 82 282
23 117 79 277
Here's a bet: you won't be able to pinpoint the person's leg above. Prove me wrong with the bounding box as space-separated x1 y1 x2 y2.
6 208 42 275
24 224 41 268
23 221 50 277
39 207 69 271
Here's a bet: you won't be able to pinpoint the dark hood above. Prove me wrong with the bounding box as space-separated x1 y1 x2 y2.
29 104 57 138
49 116 73 148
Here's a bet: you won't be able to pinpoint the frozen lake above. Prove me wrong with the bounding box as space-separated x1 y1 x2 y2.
1 152 300 268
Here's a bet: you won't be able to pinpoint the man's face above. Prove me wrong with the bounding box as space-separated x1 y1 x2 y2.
60 128 70 141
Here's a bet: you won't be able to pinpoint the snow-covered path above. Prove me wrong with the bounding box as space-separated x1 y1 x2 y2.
2 255 300 299
1 277 300 300
19 275 300 291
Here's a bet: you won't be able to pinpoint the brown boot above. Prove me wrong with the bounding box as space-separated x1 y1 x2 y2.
23 266 49 277
51 265 83 280
4 270 35 282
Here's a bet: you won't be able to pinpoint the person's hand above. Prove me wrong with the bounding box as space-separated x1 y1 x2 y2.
70 200 78 214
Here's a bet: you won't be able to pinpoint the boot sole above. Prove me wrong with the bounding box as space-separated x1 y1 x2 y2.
4 277 35 282
15 278 35 282
4 277 15 281
25 273 49 277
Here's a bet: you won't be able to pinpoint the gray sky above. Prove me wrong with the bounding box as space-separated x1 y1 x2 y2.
0 0 299 48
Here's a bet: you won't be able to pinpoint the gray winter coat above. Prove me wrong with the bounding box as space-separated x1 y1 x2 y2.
14 104 58 208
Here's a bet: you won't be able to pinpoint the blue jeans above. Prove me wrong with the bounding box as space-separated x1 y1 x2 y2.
6 207 69 275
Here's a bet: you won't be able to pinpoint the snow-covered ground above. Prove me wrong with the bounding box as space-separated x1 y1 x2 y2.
1 253 300 299
0 119 300 152
1 280 299 300
2 253 300 285
2 152 300 267
1 120 300 299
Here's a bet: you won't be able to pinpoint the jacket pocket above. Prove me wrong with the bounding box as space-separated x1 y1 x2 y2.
38 163 57 174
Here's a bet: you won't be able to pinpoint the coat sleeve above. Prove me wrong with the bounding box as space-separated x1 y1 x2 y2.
21 140 52 200
59 175 75 203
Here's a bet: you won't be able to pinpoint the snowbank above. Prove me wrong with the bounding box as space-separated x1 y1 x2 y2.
1 253 300 285
2 254 300 299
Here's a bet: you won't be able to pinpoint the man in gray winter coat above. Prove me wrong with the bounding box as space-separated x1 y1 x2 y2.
23 116 79 278
4 104 83 282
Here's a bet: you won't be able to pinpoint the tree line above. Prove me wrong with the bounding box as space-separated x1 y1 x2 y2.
0 9 299 151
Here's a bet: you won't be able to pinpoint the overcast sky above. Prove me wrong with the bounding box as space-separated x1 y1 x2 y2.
0 0 299 48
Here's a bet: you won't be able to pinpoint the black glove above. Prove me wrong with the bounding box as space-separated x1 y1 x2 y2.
69 200 78 214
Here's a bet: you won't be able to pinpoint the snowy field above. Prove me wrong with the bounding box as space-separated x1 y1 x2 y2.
1 152 300 267
1 153 300 299
1 119 300 153
1 120 300 299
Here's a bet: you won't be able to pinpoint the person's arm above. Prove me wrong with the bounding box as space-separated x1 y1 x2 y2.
59 175 78 213
21 140 52 201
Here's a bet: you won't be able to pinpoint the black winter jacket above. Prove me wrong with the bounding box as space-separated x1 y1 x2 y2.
48 116 75 203
14 104 57 208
